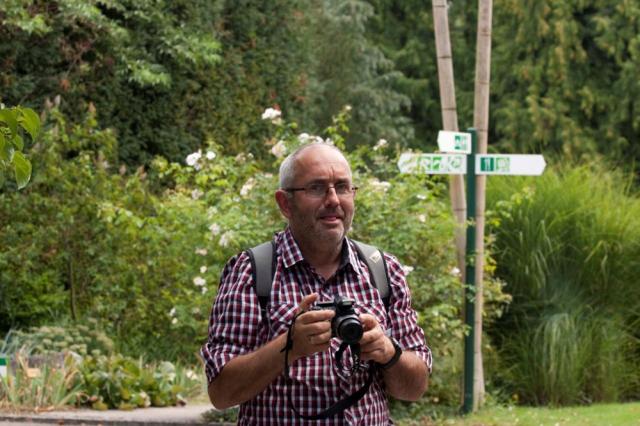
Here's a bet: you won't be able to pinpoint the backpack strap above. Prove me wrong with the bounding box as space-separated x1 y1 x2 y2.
247 241 276 318
351 240 390 311
247 239 391 316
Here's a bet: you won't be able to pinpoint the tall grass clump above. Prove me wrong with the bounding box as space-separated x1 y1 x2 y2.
486 164 640 405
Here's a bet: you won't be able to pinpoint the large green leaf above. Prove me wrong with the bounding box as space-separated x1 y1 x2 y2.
12 151 32 189
0 108 18 137
19 108 41 141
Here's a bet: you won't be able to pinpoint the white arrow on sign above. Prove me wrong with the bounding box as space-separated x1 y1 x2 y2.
398 153 467 175
437 131 472 154
476 154 546 176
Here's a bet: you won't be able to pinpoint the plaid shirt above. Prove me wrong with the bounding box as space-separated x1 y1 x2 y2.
201 228 432 425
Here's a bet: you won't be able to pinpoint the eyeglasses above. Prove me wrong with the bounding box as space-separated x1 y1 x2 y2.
285 182 358 198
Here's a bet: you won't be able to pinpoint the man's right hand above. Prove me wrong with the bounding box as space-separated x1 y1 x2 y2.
289 293 335 362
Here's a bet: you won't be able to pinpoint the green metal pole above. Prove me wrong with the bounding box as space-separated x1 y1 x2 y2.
462 128 477 414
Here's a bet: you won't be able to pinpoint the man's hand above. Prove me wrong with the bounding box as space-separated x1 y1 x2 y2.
358 313 395 364
290 293 335 362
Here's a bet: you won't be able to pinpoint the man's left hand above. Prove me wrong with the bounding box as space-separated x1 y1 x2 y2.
358 314 396 364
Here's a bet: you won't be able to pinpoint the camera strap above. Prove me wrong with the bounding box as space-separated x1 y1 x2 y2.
281 315 376 420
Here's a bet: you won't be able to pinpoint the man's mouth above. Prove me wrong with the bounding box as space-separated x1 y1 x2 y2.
318 213 342 223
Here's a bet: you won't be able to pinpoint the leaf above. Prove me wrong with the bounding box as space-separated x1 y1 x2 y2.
0 132 6 161
12 151 32 189
19 108 41 141
0 108 18 137
14 134 24 151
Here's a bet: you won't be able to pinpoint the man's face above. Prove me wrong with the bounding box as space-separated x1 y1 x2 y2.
278 145 355 249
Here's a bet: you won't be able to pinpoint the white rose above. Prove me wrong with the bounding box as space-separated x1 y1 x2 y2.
185 150 202 167
206 151 216 160
200 266 207 274
270 140 287 158
209 223 221 236
193 276 206 287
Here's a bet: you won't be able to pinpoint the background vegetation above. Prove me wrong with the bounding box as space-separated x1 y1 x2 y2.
1 0 639 415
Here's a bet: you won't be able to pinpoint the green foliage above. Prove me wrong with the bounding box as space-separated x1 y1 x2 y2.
0 0 224 164
486 165 640 404
76 355 199 410
0 105 40 189
0 351 81 410
297 0 413 149
2 322 114 357
492 0 640 164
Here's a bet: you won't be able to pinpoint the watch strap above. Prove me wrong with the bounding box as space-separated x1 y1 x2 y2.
379 337 402 370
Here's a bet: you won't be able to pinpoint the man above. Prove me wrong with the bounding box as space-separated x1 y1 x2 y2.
201 143 431 425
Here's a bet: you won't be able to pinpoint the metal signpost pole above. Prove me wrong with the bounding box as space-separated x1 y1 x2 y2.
462 128 477 414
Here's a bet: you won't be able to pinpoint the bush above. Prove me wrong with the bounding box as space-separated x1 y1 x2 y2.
486 165 640 404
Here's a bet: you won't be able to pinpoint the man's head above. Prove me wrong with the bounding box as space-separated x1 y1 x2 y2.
275 143 356 251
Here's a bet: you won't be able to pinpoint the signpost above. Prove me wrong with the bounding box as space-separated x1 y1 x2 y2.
398 129 546 414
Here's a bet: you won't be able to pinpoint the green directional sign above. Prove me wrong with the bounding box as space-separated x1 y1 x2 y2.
437 131 472 154
398 153 466 174
476 154 545 176
0 355 7 377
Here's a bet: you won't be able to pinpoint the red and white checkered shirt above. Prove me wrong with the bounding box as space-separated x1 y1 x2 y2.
201 228 432 425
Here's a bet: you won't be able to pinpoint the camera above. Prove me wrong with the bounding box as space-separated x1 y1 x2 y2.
312 296 363 344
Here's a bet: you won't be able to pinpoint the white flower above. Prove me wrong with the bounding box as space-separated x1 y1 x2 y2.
191 307 201 315
416 194 427 200
373 139 388 151
169 307 176 317
324 137 334 145
402 265 415 276
191 189 204 200
195 248 208 256
450 267 461 277
219 231 233 248
270 140 287 158
201 286 208 295
171 317 178 325
185 150 202 167
298 133 311 143
312 135 324 144
418 214 427 223
209 223 221 236
370 179 392 192
262 108 282 122
200 266 207 274
345 105 352 112
206 150 216 160
193 276 206 287
186 370 198 380
240 178 256 197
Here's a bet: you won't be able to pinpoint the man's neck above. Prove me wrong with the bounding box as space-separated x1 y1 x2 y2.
296 236 344 280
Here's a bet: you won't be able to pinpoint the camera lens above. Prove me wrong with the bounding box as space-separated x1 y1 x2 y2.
336 317 363 344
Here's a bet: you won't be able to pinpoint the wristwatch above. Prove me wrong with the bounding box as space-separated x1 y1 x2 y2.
379 337 402 370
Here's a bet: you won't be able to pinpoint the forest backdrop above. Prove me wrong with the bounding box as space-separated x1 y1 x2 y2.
1 0 639 412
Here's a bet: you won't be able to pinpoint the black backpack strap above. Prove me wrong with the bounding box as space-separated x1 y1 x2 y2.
247 241 276 318
352 240 390 311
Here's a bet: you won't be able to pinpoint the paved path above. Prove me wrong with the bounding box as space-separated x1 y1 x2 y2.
0 405 234 426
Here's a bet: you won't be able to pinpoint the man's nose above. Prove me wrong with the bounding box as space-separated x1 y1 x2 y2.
323 186 340 206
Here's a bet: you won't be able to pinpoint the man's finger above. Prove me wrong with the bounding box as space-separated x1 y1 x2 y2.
297 293 319 314
359 313 379 330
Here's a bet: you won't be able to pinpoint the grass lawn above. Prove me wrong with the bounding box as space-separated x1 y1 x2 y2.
394 402 640 426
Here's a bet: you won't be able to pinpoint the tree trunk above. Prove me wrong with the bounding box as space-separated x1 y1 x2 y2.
472 0 493 411
432 0 467 406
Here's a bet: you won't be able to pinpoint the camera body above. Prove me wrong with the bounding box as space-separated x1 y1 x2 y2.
312 296 363 344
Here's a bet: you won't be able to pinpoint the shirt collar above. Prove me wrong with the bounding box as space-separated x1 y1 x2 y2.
277 228 368 278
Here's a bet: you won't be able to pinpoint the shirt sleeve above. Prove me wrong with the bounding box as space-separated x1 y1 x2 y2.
384 253 433 374
200 252 264 383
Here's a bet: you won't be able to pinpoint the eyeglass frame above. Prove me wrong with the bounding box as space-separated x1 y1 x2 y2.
283 182 359 198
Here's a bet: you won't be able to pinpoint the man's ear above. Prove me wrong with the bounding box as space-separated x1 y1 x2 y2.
275 189 292 219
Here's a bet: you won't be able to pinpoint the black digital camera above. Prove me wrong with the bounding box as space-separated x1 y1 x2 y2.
312 296 363 344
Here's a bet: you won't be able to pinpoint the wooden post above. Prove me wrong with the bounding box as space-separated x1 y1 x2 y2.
471 0 493 411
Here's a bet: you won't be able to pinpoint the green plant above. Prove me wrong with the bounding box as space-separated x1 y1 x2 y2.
0 105 40 189
2 322 114 357
487 164 640 404
76 354 200 410
0 350 80 410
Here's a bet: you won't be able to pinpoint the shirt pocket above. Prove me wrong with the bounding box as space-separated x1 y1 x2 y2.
267 302 298 338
